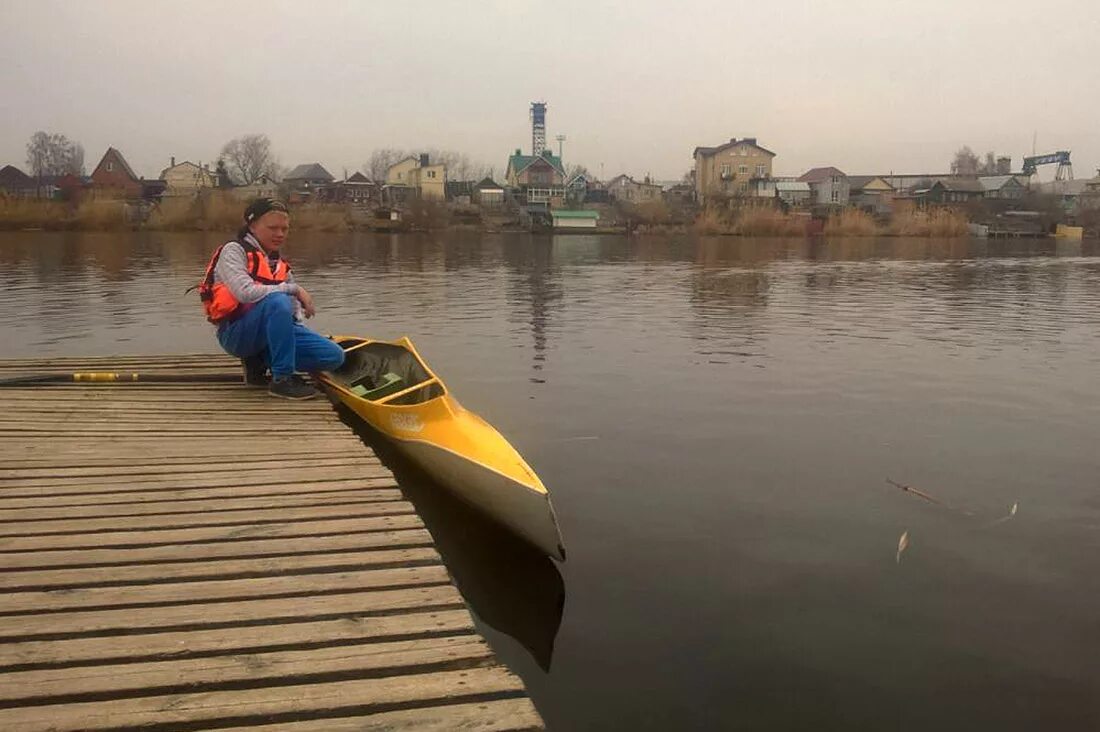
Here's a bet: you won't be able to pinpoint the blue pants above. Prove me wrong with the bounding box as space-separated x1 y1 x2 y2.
217 293 345 379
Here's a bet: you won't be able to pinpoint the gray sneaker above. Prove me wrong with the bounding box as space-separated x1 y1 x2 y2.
268 375 319 400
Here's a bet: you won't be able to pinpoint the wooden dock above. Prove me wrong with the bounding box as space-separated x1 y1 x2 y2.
0 355 543 731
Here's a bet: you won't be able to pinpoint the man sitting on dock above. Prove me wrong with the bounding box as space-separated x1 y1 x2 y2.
197 198 344 400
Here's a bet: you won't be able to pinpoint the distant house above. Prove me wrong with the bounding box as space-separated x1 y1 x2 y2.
566 172 589 203
505 149 565 207
160 157 217 196
1078 171 1100 211
879 173 951 194
317 172 378 206
1038 178 1092 212
978 175 1026 200
928 178 985 204
91 147 143 199
229 174 279 201
775 180 812 207
384 157 417 185
384 154 446 202
472 177 506 209
606 174 663 204
284 163 335 202
663 182 695 206
693 137 776 203
848 176 894 212
798 166 849 206
0 165 36 198
445 180 475 204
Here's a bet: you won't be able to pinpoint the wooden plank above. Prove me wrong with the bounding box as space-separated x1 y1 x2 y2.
0 482 400 510
223 698 543 732
0 547 441 592
0 503 417 538
0 478 400 507
0 584 465 640
0 354 229 366
0 422 352 433
0 667 527 732
0 565 452 614
2 465 390 490
0 456 380 480
0 608 474 668
0 528 434 570
0 634 493 704
0 417 344 429
0 514 427 552
0 450 359 470
0 489 405 520
0 439 367 457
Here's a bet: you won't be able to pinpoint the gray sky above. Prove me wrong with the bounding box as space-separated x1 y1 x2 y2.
2 0 1097 182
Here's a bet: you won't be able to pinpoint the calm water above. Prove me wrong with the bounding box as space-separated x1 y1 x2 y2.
3 232 1100 729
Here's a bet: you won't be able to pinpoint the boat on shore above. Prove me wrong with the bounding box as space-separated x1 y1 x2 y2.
318 336 565 560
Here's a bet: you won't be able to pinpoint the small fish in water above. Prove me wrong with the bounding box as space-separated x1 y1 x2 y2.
896 531 910 564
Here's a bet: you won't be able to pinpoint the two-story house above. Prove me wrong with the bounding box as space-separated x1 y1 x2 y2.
693 137 776 203
505 149 565 207
159 157 218 196
799 167 850 206
384 154 446 201
91 147 143 199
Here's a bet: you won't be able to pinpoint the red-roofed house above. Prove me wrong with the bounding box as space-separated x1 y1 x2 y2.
91 147 143 199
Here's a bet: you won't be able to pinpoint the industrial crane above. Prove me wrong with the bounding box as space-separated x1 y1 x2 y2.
1021 151 1073 180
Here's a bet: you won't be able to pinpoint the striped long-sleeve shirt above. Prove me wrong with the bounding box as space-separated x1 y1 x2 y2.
213 235 304 321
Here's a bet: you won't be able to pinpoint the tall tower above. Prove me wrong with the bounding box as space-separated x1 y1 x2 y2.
530 102 547 156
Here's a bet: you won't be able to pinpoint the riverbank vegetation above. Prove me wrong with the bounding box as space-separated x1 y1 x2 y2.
687 203 968 238
0 192 977 239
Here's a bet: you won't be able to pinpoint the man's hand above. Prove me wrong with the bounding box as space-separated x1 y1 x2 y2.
296 287 316 318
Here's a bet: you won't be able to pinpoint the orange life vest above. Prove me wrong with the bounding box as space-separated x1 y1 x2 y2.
197 238 291 323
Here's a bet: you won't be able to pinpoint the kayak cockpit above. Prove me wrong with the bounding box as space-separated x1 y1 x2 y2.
329 338 445 405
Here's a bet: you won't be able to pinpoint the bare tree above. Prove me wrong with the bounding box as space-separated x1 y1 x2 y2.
25 132 84 177
978 151 998 175
363 148 410 183
421 148 490 182
950 146 980 176
364 147 490 184
220 134 279 185
566 164 590 181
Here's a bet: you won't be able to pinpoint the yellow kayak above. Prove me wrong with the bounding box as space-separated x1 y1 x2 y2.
319 336 565 561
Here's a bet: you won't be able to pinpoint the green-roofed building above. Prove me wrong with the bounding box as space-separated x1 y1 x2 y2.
505 148 567 208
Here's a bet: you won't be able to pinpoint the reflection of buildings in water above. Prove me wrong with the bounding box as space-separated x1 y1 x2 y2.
503 237 564 378
340 412 564 672
694 236 803 268
687 262 771 361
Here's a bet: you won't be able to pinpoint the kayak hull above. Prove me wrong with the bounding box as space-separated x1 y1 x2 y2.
320 336 565 561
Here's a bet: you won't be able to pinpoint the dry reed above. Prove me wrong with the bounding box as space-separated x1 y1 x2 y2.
823 208 880 236
889 203 968 237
